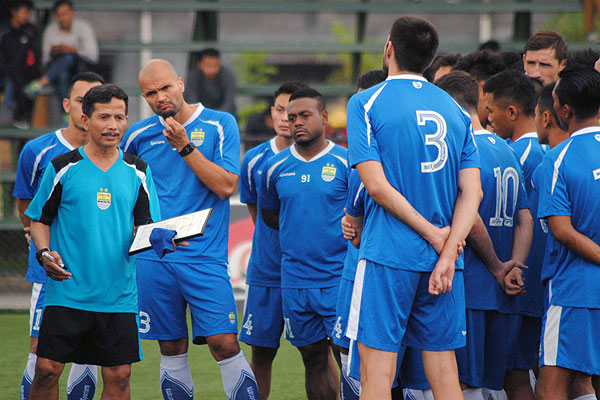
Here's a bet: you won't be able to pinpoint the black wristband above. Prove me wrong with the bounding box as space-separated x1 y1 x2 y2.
179 142 195 157
36 248 50 266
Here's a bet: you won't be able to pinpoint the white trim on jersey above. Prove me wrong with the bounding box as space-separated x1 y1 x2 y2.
123 161 150 201
290 141 334 163
31 143 58 186
29 283 42 331
514 132 538 142
269 137 280 155
551 140 573 195
386 74 427 82
247 151 266 191
346 259 367 341
331 153 348 168
48 161 78 201
55 129 74 151
266 156 289 190
363 83 388 147
354 183 365 208
200 118 225 159
542 304 562 366
568 126 600 138
473 129 492 136
158 103 205 128
123 123 157 152
520 140 532 166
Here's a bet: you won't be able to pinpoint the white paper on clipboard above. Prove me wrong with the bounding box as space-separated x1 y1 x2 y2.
129 208 213 255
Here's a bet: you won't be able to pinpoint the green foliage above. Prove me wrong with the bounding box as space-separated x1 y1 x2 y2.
542 12 589 42
234 52 278 85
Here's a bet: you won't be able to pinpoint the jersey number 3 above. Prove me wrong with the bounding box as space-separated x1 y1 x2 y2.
417 110 448 173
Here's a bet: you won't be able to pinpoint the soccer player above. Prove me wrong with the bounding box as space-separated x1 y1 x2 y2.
346 17 483 400
437 71 533 400
523 31 567 85
26 84 161 400
13 71 103 400
536 83 569 148
483 70 548 399
259 88 349 400
535 64 600 400
238 81 307 399
453 50 505 128
121 59 258 400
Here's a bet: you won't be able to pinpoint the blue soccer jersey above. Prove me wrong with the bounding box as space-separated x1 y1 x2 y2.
240 138 283 287
25 148 160 313
346 74 480 271
509 132 547 317
259 142 349 288
537 127 600 308
13 130 75 283
121 104 240 264
464 130 528 312
342 169 366 281
532 165 558 284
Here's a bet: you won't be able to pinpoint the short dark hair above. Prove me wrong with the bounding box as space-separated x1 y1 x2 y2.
82 84 128 117
434 71 479 113
555 65 600 121
273 81 309 101
357 70 387 90
288 87 325 111
524 31 567 62
501 51 524 71
67 72 105 97
389 16 439 74
430 53 461 76
10 0 33 11
567 48 600 68
479 40 500 53
537 82 563 128
483 70 537 117
454 50 505 83
52 0 72 12
198 48 220 60
530 76 544 95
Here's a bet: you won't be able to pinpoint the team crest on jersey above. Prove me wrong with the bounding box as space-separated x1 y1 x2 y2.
321 163 336 182
97 188 111 210
191 128 205 146
229 312 236 324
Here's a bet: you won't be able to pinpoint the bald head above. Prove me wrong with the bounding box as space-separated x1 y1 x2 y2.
139 59 186 118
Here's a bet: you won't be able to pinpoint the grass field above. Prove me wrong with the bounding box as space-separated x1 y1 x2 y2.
0 311 308 399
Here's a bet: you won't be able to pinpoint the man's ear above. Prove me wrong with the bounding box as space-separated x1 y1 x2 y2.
178 77 185 94
63 98 70 114
321 109 328 126
542 110 552 129
507 105 519 121
81 113 89 132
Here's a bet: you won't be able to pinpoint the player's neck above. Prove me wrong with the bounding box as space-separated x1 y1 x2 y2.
388 66 422 77
274 134 293 151
470 113 484 132
567 118 600 136
83 143 119 171
62 123 89 149
510 119 536 142
548 128 569 149
173 103 197 126
294 137 328 161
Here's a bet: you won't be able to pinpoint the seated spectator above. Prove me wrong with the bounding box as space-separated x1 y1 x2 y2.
26 0 98 106
584 0 600 42
0 0 40 128
185 48 237 116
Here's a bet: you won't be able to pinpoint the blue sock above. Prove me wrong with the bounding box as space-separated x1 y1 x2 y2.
67 364 97 400
160 354 194 400
217 351 258 400
21 353 36 400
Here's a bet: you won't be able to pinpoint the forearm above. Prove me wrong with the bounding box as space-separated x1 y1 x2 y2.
30 221 51 250
511 208 533 264
549 216 600 265
467 214 503 275
182 150 238 200
246 204 257 225
16 198 32 228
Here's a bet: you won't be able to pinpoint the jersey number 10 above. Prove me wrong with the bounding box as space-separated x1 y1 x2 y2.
489 166 520 227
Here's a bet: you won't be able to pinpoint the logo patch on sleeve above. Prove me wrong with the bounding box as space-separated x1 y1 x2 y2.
321 163 336 182
594 168 600 181
97 188 111 210
191 128 205 146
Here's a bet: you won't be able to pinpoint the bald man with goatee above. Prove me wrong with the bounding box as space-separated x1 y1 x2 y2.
121 59 258 400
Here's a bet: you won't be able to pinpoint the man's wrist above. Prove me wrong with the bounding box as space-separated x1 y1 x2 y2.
179 142 195 157
35 248 50 266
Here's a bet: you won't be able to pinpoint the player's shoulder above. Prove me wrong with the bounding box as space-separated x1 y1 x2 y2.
51 148 83 172
196 105 237 126
265 146 292 170
123 115 161 145
122 151 148 173
23 130 61 152
243 139 274 163
326 143 349 168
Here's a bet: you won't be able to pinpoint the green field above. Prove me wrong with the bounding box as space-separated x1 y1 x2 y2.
0 311 308 399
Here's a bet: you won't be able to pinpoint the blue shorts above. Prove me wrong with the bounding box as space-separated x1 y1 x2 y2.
507 315 542 371
332 277 353 349
136 259 238 344
347 260 466 352
239 285 283 348
540 304 600 375
29 283 45 338
399 347 430 390
281 286 339 347
456 309 521 390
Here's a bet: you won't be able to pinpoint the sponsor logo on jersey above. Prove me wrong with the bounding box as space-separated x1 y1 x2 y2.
594 168 600 181
97 188 111 210
150 140 165 146
412 81 423 89
191 128 205 146
280 172 296 177
321 163 336 182
229 312 236 324
487 136 496 144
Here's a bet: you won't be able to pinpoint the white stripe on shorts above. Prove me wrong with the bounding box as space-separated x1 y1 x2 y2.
346 259 366 341
542 304 562 366
29 283 42 331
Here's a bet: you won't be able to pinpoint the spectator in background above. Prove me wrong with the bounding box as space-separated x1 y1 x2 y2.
523 30 567 85
0 0 41 128
584 0 600 42
26 0 99 106
185 48 237 116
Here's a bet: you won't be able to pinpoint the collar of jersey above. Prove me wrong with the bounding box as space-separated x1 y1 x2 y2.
473 129 492 136
55 129 75 150
514 132 538 142
570 126 600 138
290 140 334 162
269 138 280 155
158 103 205 128
385 74 427 82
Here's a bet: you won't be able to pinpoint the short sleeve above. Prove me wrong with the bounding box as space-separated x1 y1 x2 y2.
538 152 571 219
239 150 258 205
133 164 161 226
346 94 381 168
516 168 529 210
345 170 365 217
460 123 480 170
213 114 241 175
13 144 36 199
25 163 60 225
258 160 280 211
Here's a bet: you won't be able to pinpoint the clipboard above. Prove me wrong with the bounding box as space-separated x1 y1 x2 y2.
129 208 213 255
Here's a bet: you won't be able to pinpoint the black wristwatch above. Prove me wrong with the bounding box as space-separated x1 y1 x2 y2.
179 142 196 157
36 248 50 266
